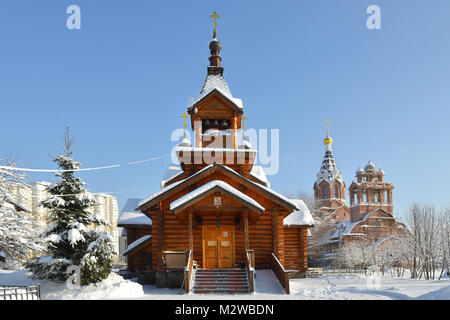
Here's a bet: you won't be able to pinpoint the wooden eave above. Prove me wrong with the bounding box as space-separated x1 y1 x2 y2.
117 223 152 229
188 88 243 114
123 237 152 256
171 185 263 223
138 163 297 214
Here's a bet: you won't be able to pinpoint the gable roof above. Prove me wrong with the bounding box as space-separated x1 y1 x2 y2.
118 198 152 226
137 163 299 213
123 235 152 256
161 165 183 188
188 74 243 112
283 199 314 226
170 180 265 214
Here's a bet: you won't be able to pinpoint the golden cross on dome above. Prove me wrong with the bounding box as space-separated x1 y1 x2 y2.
211 11 220 32
325 118 331 136
180 112 190 131
241 115 248 139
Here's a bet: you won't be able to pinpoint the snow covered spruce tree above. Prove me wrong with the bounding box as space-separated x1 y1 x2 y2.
0 156 43 269
28 129 115 285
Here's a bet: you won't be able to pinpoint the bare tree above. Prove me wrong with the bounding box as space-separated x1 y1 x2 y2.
0 155 43 268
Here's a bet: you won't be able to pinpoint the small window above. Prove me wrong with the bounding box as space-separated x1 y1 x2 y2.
323 187 328 198
374 193 379 203
334 186 338 198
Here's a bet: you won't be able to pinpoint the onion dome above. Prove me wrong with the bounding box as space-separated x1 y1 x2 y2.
377 168 385 175
365 160 376 172
209 30 222 53
356 167 364 175
178 135 191 147
323 135 333 145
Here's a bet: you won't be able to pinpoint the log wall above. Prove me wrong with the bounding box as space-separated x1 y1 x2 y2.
283 226 308 272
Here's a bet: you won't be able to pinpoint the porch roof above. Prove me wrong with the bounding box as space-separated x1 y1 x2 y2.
170 180 265 214
123 235 152 256
138 163 299 213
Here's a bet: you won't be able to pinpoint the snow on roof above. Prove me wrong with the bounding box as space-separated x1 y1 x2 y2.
118 198 152 226
373 235 399 248
123 235 152 256
170 180 265 212
315 147 344 186
0 188 31 213
160 164 183 188
0 251 5 258
138 164 215 208
331 208 393 238
316 209 390 246
201 74 231 96
250 165 270 187
188 74 243 110
139 163 299 212
283 199 314 226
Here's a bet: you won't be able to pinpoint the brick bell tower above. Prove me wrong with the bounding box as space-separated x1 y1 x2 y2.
313 120 347 219
348 160 394 222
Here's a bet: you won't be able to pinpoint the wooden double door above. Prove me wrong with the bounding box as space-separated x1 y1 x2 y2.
202 225 235 269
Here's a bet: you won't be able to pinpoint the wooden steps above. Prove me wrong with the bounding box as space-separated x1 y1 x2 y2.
193 269 250 294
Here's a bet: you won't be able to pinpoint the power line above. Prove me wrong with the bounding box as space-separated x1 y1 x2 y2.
0 155 170 173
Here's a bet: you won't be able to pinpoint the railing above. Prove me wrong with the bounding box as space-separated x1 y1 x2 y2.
184 249 194 293
270 253 290 294
0 285 41 300
115 269 138 280
245 250 255 293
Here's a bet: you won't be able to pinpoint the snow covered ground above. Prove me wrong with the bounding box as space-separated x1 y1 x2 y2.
1 269 449 300
0 270 143 300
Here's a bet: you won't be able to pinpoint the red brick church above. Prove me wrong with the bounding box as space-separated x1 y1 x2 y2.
310 125 406 265
118 15 314 294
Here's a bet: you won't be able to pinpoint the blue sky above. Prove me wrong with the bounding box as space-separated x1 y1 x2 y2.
0 1 449 220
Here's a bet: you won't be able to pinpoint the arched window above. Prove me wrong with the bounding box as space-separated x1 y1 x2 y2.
363 192 367 203
374 193 379 203
323 187 328 198
384 190 389 203
334 186 338 198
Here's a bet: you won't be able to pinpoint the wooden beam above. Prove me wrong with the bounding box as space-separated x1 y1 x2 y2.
188 209 194 251
156 205 164 271
232 115 238 149
272 204 279 259
243 210 249 251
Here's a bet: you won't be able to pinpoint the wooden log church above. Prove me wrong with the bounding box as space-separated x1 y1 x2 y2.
118 13 314 294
